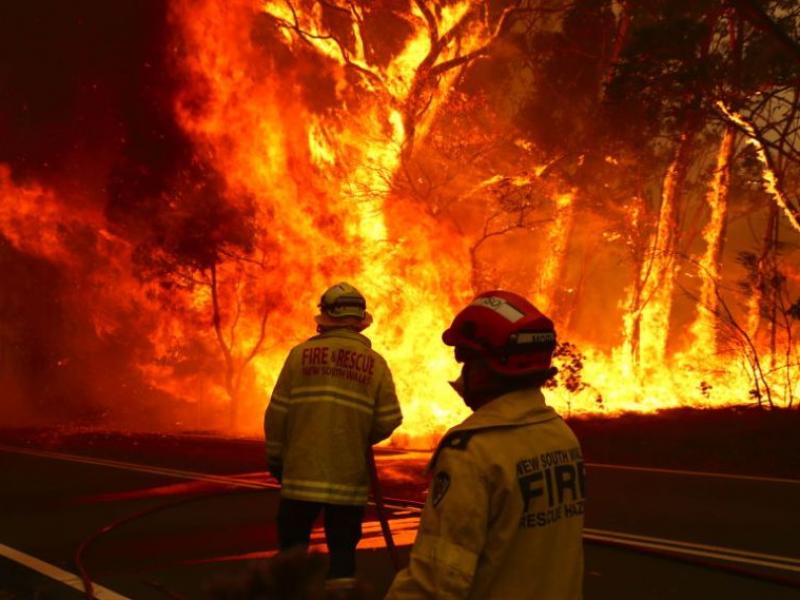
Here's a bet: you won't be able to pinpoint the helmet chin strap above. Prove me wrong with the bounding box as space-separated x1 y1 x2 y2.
316 322 367 333
448 373 466 399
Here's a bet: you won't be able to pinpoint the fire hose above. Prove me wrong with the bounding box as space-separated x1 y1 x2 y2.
75 453 402 599
367 446 401 572
74 485 271 600
72 459 800 597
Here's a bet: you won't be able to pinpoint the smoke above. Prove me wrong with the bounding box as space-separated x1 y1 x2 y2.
0 3 162 182
0 2 248 427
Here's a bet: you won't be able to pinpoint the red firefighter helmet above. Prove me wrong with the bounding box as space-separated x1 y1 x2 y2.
442 290 557 376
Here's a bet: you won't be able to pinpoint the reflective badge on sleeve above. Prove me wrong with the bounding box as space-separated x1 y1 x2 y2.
432 471 450 507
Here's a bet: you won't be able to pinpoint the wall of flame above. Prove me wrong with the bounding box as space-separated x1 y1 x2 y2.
0 1 797 444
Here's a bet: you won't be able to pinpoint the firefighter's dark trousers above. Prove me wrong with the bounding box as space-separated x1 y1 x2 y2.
276 498 365 578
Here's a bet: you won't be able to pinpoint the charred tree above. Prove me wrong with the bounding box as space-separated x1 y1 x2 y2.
688 11 743 355
636 122 701 366
210 261 270 429
689 126 736 355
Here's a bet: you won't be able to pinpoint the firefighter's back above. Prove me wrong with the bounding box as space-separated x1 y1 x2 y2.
279 328 400 505
471 412 584 599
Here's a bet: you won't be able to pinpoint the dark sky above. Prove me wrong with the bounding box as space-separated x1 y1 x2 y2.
0 2 206 425
0 1 185 198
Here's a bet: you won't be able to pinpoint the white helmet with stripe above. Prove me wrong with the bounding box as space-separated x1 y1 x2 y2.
315 282 373 331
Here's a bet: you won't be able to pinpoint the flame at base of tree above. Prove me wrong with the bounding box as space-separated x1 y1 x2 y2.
689 128 735 356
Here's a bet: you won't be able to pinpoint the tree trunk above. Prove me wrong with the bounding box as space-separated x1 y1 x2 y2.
623 258 644 373
228 386 239 430
769 215 780 368
689 126 735 354
637 123 699 367
532 192 576 315
560 233 597 333
209 263 240 430
601 0 631 97
747 206 778 341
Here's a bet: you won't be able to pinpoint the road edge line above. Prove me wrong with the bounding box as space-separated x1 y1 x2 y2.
0 444 275 490
5 443 797 577
0 543 129 599
585 462 800 485
584 532 800 574
585 527 800 566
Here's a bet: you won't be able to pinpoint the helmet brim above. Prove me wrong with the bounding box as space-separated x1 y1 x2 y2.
314 311 373 331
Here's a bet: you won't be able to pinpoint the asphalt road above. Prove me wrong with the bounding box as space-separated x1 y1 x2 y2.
0 432 798 599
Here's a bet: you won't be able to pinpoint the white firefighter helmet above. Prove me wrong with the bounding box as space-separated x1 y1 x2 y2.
314 282 373 331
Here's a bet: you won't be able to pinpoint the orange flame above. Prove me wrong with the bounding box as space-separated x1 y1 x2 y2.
689 127 734 354
637 150 682 368
0 5 797 442
532 191 575 313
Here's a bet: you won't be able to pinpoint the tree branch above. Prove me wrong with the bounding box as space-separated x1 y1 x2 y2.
716 101 800 232
244 298 271 367
728 0 800 64
210 263 236 395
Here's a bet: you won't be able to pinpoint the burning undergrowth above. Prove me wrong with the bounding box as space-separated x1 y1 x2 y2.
1 1 799 442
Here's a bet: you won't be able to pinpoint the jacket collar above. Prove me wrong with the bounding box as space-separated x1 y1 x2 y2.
310 328 372 348
428 388 558 471
452 387 557 434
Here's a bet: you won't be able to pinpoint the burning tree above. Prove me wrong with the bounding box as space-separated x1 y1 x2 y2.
735 250 800 408
261 0 527 155
136 245 277 429
2 0 800 439
166 0 559 434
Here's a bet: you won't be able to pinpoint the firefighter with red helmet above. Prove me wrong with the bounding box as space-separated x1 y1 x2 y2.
264 282 402 591
387 291 585 599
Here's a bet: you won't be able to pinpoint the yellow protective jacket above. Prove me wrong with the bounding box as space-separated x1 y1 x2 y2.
386 388 584 599
264 328 402 505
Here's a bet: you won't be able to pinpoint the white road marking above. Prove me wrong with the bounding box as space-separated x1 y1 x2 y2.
586 528 800 566
2 443 798 577
0 443 278 490
187 521 800 576
172 437 800 486
585 529 800 574
0 543 129 599
585 462 800 485
371 448 800 485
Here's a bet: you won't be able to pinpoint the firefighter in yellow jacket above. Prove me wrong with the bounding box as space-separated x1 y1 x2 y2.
264 282 402 587
387 290 584 599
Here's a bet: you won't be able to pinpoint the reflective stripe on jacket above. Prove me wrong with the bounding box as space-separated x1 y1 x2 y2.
386 388 584 599
264 328 402 505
